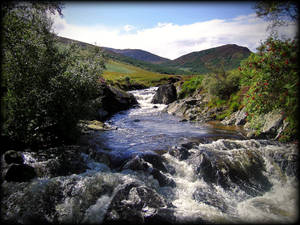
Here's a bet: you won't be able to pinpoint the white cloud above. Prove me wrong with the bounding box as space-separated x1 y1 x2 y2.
50 13 297 60
123 24 136 32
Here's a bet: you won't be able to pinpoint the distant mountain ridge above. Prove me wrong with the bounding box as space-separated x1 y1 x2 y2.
102 47 170 64
56 36 251 75
161 44 251 74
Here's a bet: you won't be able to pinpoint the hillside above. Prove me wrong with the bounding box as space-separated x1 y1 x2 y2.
56 36 189 75
56 36 251 75
103 60 182 90
103 47 170 64
162 44 251 74
55 36 182 90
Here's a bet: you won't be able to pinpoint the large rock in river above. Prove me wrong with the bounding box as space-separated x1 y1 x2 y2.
151 84 177 104
90 84 138 121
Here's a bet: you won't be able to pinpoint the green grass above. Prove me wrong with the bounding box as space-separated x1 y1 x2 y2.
105 62 134 74
103 60 182 88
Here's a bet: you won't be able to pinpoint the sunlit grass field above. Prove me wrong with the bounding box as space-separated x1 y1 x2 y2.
103 60 184 87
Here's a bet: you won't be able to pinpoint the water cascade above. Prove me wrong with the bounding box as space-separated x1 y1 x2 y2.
1 87 298 224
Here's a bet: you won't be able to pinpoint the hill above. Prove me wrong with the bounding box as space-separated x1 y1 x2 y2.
56 36 189 75
162 44 251 74
56 36 251 75
103 60 183 90
102 47 170 64
55 36 182 90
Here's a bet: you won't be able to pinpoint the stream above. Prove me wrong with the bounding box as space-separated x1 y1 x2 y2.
1 87 298 224
89 87 246 165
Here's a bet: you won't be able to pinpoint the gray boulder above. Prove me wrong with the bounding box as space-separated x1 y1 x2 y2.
221 108 247 126
261 110 284 138
121 155 175 187
151 84 177 104
104 182 166 224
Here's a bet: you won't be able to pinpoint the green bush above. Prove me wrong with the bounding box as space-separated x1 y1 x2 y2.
202 68 241 100
240 37 298 141
1 2 105 148
178 75 203 98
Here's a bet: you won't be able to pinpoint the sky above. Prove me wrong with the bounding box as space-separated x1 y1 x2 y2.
51 2 297 60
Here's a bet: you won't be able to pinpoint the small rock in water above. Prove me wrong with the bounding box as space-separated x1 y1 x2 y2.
5 163 36 182
3 150 24 165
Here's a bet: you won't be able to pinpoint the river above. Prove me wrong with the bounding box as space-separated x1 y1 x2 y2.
89 87 245 163
1 87 298 224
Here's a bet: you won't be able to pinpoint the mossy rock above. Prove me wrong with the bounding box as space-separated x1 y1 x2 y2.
79 120 113 132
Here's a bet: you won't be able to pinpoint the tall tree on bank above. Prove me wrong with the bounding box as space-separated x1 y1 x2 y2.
254 1 298 34
1 2 105 148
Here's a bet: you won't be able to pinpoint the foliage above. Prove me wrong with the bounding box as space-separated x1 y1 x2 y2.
1 2 105 148
254 1 298 32
202 67 241 100
240 37 298 140
178 75 204 98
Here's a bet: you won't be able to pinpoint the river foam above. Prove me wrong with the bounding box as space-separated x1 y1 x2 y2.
1 87 298 224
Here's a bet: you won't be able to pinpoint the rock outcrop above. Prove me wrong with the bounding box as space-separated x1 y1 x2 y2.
1 146 88 182
221 108 247 126
2 150 36 182
87 84 138 121
151 84 177 104
104 182 168 224
165 93 225 122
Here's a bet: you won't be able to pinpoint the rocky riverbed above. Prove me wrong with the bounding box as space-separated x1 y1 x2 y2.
1 87 298 224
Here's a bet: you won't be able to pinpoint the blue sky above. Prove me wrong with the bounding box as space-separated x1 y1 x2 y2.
62 2 256 28
52 2 297 59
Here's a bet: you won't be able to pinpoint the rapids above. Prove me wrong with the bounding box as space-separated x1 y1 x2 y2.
1 87 298 224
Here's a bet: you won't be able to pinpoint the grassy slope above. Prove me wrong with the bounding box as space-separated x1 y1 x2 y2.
162 44 251 74
103 60 184 88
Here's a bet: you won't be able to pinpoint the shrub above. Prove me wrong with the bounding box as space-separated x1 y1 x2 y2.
202 68 241 100
240 37 298 140
1 2 105 148
178 75 203 98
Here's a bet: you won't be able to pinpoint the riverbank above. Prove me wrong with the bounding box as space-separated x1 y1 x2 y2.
158 82 298 144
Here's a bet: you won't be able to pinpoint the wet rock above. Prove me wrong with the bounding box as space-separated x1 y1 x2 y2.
95 84 138 121
260 110 284 139
151 168 176 187
79 120 114 132
165 95 217 122
3 150 24 165
193 187 228 212
4 163 36 182
243 110 285 140
1 179 63 223
169 146 191 160
221 108 247 126
142 153 168 173
22 146 88 178
104 182 166 224
122 155 150 171
102 84 138 113
187 140 273 196
151 84 177 104
144 208 177 224
263 143 298 178
121 155 176 187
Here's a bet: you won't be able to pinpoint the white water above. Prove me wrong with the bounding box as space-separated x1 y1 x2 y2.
2 87 298 224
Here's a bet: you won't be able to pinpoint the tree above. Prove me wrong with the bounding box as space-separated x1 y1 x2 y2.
1 2 105 148
254 1 298 32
